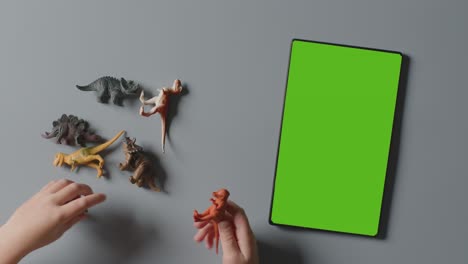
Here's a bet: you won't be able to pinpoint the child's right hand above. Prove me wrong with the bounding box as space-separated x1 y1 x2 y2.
194 201 259 264
0 179 106 263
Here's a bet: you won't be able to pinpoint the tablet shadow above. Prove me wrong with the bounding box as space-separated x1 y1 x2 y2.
257 240 305 264
376 54 411 239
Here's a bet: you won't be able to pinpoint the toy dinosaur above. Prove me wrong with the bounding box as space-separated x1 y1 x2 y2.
119 137 161 192
76 76 140 105
193 189 230 254
139 79 183 153
42 114 102 146
53 130 125 178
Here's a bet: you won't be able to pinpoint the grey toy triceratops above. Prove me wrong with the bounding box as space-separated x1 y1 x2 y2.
76 76 140 105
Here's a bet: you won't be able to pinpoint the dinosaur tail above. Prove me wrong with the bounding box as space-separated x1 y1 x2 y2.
213 221 220 255
88 130 125 154
161 114 166 153
76 85 96 91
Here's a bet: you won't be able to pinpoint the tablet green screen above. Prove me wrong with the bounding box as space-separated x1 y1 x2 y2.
270 40 402 236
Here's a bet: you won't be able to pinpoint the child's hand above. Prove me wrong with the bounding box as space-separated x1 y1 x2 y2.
193 201 259 264
0 179 106 263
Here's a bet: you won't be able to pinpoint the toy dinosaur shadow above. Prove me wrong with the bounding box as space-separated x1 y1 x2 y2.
257 239 305 264
120 91 142 108
166 83 189 141
140 145 169 194
81 209 158 264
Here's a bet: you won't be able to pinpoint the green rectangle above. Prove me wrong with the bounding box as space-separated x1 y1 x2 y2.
270 39 402 236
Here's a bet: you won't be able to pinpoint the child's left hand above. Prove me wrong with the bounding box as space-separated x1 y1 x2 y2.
0 179 106 263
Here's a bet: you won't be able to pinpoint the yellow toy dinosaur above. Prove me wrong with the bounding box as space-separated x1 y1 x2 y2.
53 130 125 178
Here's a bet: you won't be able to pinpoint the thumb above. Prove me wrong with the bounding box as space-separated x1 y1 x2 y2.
218 220 240 256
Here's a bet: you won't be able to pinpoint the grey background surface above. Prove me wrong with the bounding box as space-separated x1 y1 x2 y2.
0 0 466 263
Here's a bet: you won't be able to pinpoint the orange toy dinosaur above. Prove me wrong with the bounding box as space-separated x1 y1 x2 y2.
53 130 125 178
139 79 183 153
193 188 230 254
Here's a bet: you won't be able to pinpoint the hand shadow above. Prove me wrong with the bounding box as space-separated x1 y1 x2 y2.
81 209 158 264
257 239 305 264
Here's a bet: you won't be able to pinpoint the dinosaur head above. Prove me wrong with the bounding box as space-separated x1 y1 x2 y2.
172 79 183 93
53 153 65 167
212 188 230 201
122 137 143 153
120 78 140 95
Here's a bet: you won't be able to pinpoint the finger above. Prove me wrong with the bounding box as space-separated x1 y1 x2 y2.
47 179 75 193
194 221 210 229
218 220 240 256
40 180 58 192
62 193 106 219
226 201 256 257
225 200 243 214
63 213 87 231
194 223 213 242
205 228 214 249
53 183 93 205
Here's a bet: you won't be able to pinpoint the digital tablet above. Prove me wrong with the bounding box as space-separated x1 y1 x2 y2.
269 39 403 236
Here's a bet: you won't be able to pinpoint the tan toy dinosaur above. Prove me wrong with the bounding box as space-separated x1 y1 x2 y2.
119 137 161 192
53 130 125 178
139 79 183 153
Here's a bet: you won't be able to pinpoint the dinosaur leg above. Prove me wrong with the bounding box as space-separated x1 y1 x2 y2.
88 155 105 168
70 160 77 172
193 208 211 221
139 104 164 117
130 165 145 186
136 178 144 187
96 89 109 103
110 91 123 106
194 208 216 222
79 155 105 169
119 161 130 171
42 131 57 139
139 91 158 105
147 177 161 192
146 174 161 192
85 163 104 178
195 214 215 222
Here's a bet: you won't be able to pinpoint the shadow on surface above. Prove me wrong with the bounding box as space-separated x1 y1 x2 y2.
257 239 305 264
376 54 411 239
141 146 169 194
83 209 158 264
166 82 189 141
